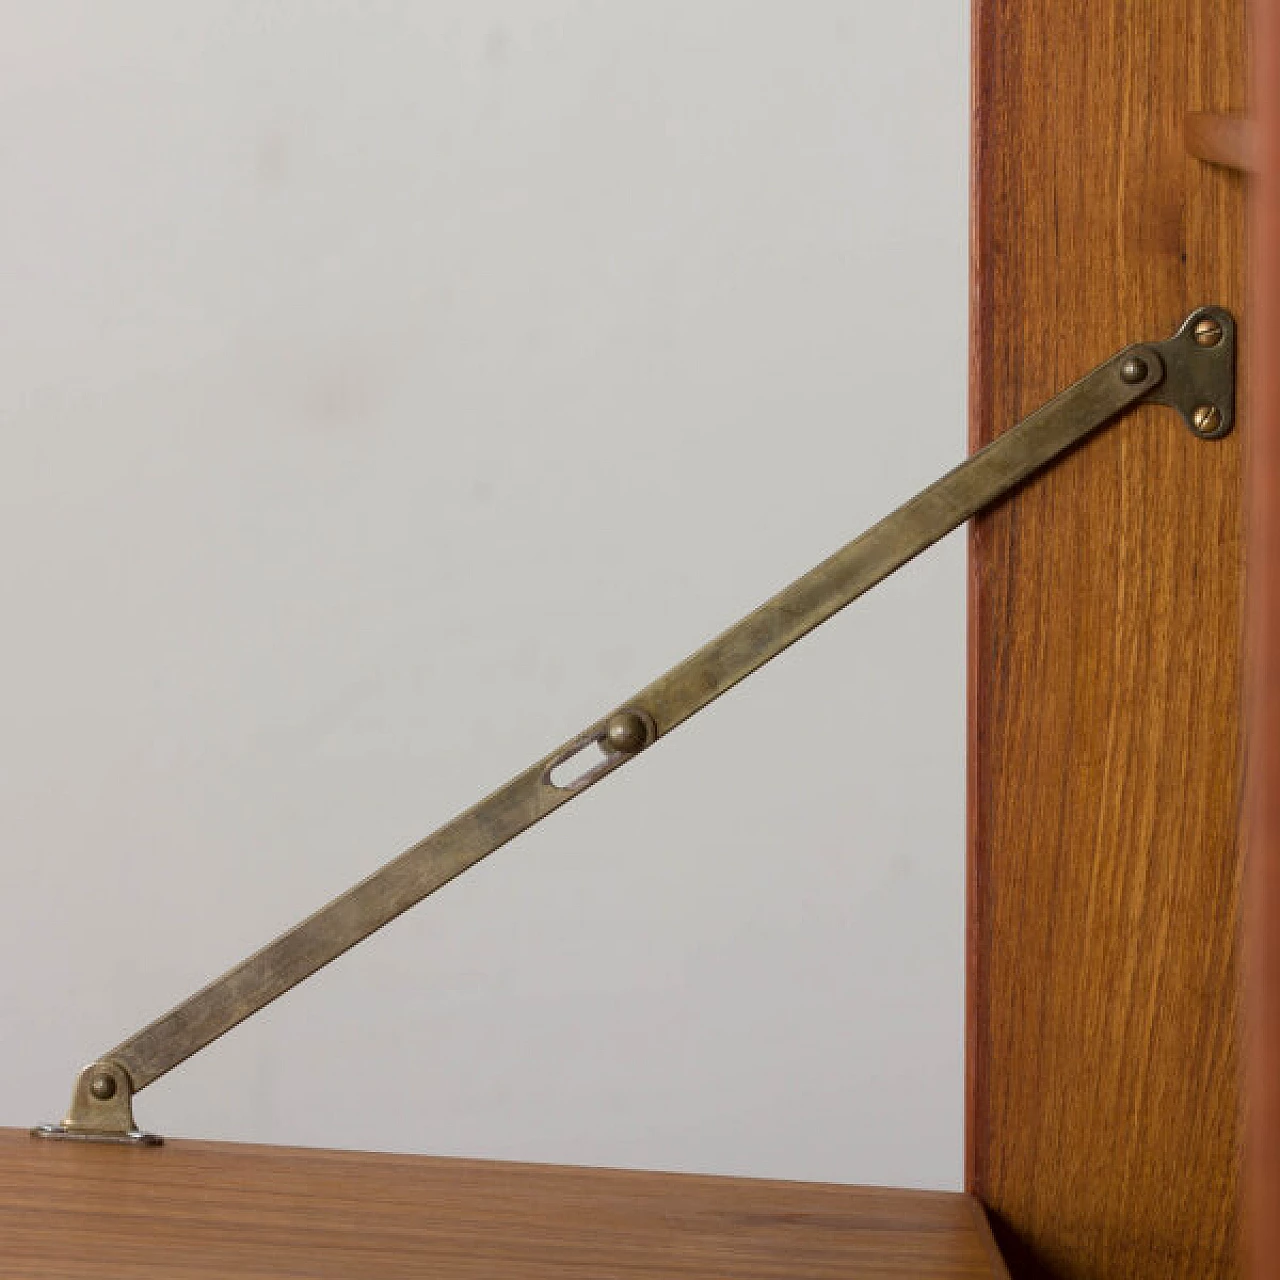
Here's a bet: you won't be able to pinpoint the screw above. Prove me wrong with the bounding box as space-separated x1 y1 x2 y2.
1193 405 1223 434
1193 316 1224 347
89 1073 117 1101
602 710 652 755
1120 355 1149 384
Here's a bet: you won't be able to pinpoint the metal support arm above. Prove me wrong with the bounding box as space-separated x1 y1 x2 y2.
35 307 1236 1144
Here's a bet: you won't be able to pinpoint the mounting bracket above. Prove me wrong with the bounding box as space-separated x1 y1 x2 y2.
34 306 1236 1145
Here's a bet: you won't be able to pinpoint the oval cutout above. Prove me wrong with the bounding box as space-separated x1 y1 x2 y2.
547 737 613 790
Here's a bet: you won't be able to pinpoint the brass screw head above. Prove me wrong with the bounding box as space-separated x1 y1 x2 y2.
603 711 651 755
89 1073 117 1101
1193 404 1223 434
1120 355 1149 384
1193 316 1224 347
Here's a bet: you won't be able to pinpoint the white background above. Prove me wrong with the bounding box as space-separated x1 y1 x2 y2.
0 2 969 1189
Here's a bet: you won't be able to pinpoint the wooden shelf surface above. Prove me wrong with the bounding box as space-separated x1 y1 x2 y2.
0 1128 1005 1279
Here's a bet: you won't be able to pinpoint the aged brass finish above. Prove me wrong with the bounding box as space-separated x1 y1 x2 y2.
35 308 1235 1143
88 1074 116 1101
603 710 653 755
1120 355 1150 383
32 1060 161 1145
1194 404 1224 435
1144 308 1236 438
1194 315 1225 347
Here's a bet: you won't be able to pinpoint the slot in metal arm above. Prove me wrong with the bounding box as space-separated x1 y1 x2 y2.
34 307 1236 1144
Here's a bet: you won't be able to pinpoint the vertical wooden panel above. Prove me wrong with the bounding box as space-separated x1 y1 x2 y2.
1248 3 1280 1276
968 2 1246 1276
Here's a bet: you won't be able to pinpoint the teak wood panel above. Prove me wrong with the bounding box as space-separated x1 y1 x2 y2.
1248 2 1280 1276
0 1130 1008 1280
968 1 1245 1277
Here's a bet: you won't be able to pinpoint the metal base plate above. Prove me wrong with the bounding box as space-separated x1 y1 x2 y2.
31 1122 163 1146
1145 305 1236 437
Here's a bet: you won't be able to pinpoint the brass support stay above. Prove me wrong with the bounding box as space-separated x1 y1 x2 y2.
34 307 1236 1144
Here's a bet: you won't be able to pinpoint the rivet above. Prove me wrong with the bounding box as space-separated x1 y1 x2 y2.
89 1073 117 1101
1120 355 1149 384
602 711 651 755
1193 404 1223 435
1193 316 1224 348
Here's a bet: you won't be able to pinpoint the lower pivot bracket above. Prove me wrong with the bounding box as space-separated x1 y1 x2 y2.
32 1060 161 1146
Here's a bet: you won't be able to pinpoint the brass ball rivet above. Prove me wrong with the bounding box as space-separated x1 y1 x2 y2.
1120 355 1149 384
1193 404 1223 435
1193 316 1224 347
89 1073 117 1101
603 711 651 755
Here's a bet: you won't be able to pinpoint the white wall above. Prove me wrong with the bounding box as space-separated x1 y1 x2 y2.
0 2 969 1189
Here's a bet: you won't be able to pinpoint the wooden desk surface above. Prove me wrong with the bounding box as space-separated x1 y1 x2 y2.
0 1129 1005 1278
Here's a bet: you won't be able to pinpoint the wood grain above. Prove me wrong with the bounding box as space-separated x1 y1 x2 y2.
1248 4 1280 1276
968 1 1246 1276
0 1129 1007 1279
